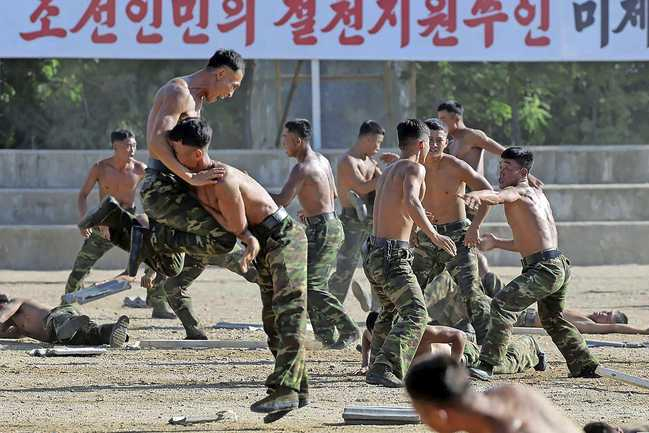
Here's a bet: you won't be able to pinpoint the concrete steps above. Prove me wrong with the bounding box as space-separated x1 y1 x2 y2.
2 222 648 270
3 184 648 225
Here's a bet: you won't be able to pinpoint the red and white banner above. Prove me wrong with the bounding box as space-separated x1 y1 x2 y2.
2 0 648 61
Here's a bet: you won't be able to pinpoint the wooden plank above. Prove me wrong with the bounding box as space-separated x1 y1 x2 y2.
169 410 237 425
512 327 548 335
29 347 106 357
596 366 649 390
137 339 266 350
587 339 648 348
343 406 420 425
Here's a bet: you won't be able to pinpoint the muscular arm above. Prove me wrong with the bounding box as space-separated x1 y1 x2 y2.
271 164 305 207
360 330 371 368
0 299 24 324
339 159 378 195
458 161 493 232
78 163 99 219
147 86 197 183
479 233 518 252
466 186 524 206
575 321 649 335
423 326 466 363
472 130 505 157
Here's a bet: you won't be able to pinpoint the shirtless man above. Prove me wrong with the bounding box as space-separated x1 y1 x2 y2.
406 355 584 433
412 119 493 344
139 49 245 262
437 102 542 282
459 146 599 379
0 294 129 347
64 129 173 318
515 307 648 334
271 119 359 348
358 311 544 376
362 119 456 388
329 121 386 308
584 421 649 433
81 118 308 420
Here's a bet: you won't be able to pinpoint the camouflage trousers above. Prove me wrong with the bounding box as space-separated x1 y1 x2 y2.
463 336 539 374
362 240 427 379
480 254 598 376
65 228 167 303
44 305 113 345
328 210 371 303
305 215 358 344
140 169 236 253
154 244 259 338
411 220 492 344
251 217 308 393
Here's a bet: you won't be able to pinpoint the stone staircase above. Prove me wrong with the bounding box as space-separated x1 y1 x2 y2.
1 145 648 269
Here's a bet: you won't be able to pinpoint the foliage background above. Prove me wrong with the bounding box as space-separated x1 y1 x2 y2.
1 59 647 149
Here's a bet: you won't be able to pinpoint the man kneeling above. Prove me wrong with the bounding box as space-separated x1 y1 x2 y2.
0 294 129 347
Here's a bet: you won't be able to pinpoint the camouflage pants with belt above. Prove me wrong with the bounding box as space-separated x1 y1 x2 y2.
411 220 492 344
252 217 308 393
363 242 427 379
44 305 112 345
328 210 371 303
305 216 358 344
140 169 236 253
463 336 539 374
479 255 598 377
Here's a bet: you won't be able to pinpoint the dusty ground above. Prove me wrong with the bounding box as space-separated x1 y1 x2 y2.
0 265 648 433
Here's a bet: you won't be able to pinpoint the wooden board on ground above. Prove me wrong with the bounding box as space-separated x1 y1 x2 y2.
29 347 106 357
137 339 266 350
596 366 649 390
587 340 649 349
0 338 46 351
512 327 548 335
213 322 314 332
342 406 420 425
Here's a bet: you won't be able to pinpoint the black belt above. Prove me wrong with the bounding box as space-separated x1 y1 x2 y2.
305 212 336 226
251 207 289 235
433 219 469 235
521 249 562 267
367 235 409 250
147 158 167 172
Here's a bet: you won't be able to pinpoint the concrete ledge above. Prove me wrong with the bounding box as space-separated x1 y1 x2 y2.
2 222 649 270
2 145 648 188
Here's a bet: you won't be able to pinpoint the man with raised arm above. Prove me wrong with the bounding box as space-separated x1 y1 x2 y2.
412 118 493 344
272 119 360 349
362 119 456 388
459 146 599 379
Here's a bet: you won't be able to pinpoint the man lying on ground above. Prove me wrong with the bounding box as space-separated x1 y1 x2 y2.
406 354 584 433
357 311 545 376
0 294 129 347
584 421 649 433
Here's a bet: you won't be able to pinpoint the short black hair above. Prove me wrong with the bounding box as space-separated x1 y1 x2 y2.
168 118 212 148
110 129 134 143
583 422 617 433
405 355 471 404
613 311 628 324
501 146 534 171
0 294 9 303
397 119 430 149
285 119 312 142
207 49 245 74
437 101 464 116
365 311 379 333
423 118 447 132
359 120 385 137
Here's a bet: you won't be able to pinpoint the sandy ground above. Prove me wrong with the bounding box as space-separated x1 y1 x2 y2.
1 265 648 433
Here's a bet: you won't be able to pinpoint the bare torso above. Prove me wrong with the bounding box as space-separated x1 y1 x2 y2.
422 155 467 224
296 152 336 217
146 77 201 155
373 160 425 241
337 152 379 208
0 300 51 342
505 186 558 257
95 157 146 208
448 128 485 174
483 385 583 433
195 163 278 226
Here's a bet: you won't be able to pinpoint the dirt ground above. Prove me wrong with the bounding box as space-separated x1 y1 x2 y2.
1 265 648 433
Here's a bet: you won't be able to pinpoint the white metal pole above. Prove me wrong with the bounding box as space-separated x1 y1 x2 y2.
311 59 322 150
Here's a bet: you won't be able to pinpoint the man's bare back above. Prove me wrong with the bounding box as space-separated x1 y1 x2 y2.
373 159 425 241
337 152 380 208
0 298 51 341
483 384 583 433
